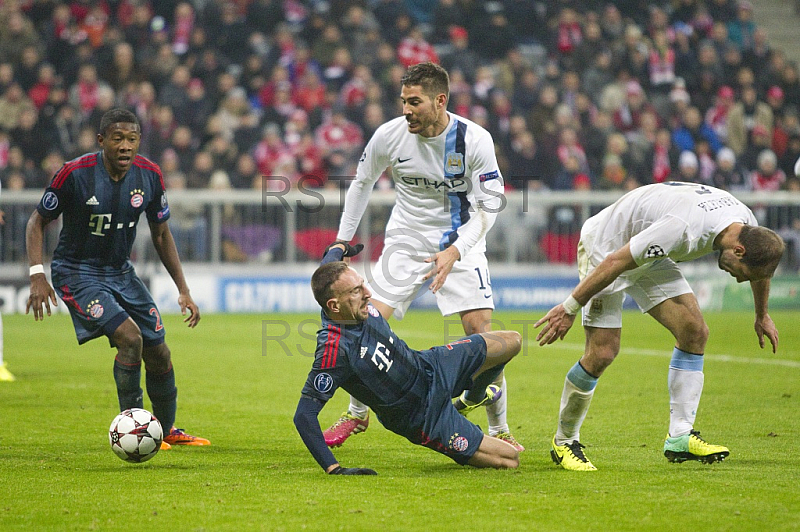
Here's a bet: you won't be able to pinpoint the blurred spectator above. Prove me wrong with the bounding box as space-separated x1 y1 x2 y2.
705 85 736 144
396 25 439 69
780 133 800 178
230 152 260 190
672 106 723 154
506 131 553 189
645 128 680 184
613 80 658 139
69 63 111 121
0 11 42 65
553 153 590 191
727 0 756 51
0 83 34 131
727 84 773 157
750 149 785 191
440 26 479 84
675 150 701 183
10 107 47 166
27 63 57 110
314 105 363 184
254 122 291 178
711 146 750 190
187 150 214 189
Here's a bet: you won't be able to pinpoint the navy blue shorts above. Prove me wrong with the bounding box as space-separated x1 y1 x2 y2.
413 334 487 465
53 268 166 347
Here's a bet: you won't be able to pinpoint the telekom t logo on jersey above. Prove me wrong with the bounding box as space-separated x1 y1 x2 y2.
89 213 113 236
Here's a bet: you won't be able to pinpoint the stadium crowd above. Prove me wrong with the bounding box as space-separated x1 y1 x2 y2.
1 1 800 235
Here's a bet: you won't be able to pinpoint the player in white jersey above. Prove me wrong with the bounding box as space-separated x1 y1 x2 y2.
322 62 523 451
0 179 15 381
535 182 784 470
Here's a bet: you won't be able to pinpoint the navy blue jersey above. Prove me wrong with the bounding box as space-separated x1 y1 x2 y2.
37 152 170 273
301 304 432 436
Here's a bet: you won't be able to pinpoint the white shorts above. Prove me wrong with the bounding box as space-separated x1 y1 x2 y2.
577 239 693 329
364 246 494 320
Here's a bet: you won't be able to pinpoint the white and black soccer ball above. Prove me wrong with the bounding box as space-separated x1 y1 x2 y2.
108 408 163 463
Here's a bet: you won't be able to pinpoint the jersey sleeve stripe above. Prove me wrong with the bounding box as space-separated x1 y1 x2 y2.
51 155 98 189
134 155 166 189
320 324 341 369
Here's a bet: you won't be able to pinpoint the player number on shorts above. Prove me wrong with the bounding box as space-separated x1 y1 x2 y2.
474 267 491 291
149 308 163 331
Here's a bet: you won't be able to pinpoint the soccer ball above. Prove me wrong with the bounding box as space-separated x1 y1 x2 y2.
108 408 163 463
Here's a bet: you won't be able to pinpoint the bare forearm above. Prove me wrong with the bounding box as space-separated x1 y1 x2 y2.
572 244 638 305
750 278 771 317
25 212 47 266
152 226 190 294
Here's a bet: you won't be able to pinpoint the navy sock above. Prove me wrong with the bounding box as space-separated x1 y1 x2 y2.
113 359 143 411
464 364 505 403
146 366 177 431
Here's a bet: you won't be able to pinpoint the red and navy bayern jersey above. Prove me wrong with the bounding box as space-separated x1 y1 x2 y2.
37 152 170 272
301 304 431 435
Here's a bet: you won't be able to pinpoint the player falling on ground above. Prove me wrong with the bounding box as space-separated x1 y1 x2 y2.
322 62 523 451
294 244 521 474
535 182 784 470
25 108 209 449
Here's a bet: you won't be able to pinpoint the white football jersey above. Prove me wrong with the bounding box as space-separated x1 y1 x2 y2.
337 113 504 256
584 182 758 267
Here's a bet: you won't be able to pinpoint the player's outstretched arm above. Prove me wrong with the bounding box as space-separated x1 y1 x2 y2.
535 244 638 345
751 278 778 352
149 221 200 327
295 396 377 474
25 211 58 320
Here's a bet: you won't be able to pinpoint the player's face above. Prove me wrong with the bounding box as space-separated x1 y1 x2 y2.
98 122 141 179
717 249 763 282
400 84 446 138
332 268 372 322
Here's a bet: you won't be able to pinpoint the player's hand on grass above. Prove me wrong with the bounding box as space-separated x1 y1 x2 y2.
26 275 58 321
423 246 459 294
328 465 377 475
178 293 201 328
534 304 576 346
754 313 778 353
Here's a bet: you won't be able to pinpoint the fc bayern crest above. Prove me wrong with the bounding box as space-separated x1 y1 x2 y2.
130 193 144 208
451 436 468 452
445 152 464 174
367 304 379 317
89 303 104 318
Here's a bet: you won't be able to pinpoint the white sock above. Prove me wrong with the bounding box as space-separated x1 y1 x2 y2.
668 368 704 437
348 396 368 419
555 377 595 446
487 374 508 435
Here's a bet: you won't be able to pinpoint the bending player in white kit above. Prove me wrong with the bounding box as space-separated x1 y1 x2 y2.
322 62 523 451
535 182 784 470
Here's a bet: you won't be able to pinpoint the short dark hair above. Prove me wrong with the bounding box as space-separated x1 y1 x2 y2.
401 62 450 102
311 262 350 309
99 108 139 136
739 225 785 276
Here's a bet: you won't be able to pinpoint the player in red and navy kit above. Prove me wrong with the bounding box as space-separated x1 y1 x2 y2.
294 244 521 474
25 108 209 449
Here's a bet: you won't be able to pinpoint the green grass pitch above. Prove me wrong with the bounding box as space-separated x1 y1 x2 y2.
1 310 798 531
